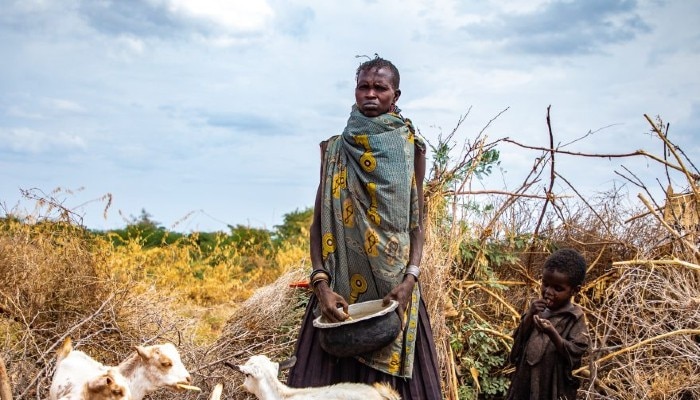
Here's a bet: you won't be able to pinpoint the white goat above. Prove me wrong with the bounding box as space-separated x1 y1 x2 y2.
49 338 132 400
209 383 223 400
116 342 193 400
229 355 401 400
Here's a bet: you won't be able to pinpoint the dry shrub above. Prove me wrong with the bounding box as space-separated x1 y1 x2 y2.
0 219 193 399
582 260 700 399
181 267 308 400
106 235 254 306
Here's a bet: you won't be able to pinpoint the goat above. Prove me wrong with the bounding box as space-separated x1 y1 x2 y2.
116 342 193 400
1 356 12 400
227 355 401 400
49 338 131 400
209 383 223 400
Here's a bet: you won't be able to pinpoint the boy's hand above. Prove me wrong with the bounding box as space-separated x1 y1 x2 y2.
533 314 558 336
528 298 548 317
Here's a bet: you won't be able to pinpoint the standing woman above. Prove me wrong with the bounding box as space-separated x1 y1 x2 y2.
287 57 443 400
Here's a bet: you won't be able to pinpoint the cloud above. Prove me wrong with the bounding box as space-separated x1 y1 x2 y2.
0 127 87 154
465 0 651 55
273 4 314 37
76 0 274 42
2 96 86 122
77 0 182 38
203 112 284 136
45 98 86 113
163 0 273 32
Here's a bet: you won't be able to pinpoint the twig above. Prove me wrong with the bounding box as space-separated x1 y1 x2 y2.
637 194 700 259
555 172 611 237
574 328 700 374
644 114 700 197
470 285 520 319
502 139 697 178
448 190 555 200
612 258 700 271
526 105 557 270
18 293 116 399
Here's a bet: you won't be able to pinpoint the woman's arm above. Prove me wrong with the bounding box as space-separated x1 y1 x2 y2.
408 142 426 269
310 142 349 323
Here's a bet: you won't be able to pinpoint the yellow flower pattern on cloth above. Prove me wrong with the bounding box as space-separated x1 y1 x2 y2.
342 198 355 227
354 134 377 172
387 352 401 375
322 232 335 259
364 228 379 257
383 235 400 265
366 182 381 225
349 273 368 304
332 166 347 199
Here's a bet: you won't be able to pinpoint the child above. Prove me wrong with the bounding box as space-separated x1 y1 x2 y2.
506 248 590 400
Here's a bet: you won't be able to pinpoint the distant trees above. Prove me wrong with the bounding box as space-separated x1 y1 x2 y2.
102 207 314 262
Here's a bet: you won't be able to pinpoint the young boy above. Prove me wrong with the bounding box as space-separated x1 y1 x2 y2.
506 248 590 400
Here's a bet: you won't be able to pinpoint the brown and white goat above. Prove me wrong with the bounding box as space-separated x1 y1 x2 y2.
116 342 192 400
228 355 401 400
49 338 131 400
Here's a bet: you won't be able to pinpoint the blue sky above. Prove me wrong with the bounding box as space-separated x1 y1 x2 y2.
1 0 698 232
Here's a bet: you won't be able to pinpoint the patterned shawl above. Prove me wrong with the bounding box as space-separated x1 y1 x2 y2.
317 105 423 377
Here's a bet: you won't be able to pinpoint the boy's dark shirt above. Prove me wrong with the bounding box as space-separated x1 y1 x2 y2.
506 302 589 400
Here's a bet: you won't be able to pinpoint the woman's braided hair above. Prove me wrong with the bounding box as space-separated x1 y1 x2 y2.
355 56 400 90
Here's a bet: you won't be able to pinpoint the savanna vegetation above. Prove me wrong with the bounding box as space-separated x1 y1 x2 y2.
0 111 698 399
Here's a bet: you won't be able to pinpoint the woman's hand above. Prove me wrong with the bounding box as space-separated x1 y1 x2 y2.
315 281 349 323
383 276 416 328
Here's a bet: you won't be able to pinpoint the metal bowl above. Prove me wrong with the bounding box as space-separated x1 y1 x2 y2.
313 299 401 358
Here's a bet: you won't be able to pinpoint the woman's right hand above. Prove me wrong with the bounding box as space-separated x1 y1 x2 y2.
315 281 349 323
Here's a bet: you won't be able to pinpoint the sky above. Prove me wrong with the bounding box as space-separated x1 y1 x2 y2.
1 0 698 232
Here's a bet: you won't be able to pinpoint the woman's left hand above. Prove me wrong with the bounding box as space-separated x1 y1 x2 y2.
383 276 416 328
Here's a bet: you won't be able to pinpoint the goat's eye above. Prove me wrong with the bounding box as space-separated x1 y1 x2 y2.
161 361 172 368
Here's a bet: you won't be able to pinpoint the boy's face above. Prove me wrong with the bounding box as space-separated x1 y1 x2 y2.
541 269 579 311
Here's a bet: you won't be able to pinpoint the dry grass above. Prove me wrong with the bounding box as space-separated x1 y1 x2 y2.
0 220 196 399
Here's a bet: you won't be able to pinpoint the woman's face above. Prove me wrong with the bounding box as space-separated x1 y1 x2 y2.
355 67 401 117
540 269 579 311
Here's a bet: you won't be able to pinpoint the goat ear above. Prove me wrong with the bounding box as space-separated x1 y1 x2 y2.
87 375 110 391
135 346 150 360
56 337 73 361
278 356 297 371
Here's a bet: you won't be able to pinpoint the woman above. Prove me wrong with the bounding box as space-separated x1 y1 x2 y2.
287 57 442 400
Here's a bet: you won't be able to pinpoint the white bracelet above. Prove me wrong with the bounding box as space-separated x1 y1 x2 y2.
405 264 420 281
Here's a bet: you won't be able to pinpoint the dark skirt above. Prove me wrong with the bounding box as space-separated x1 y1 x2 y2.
287 295 443 400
